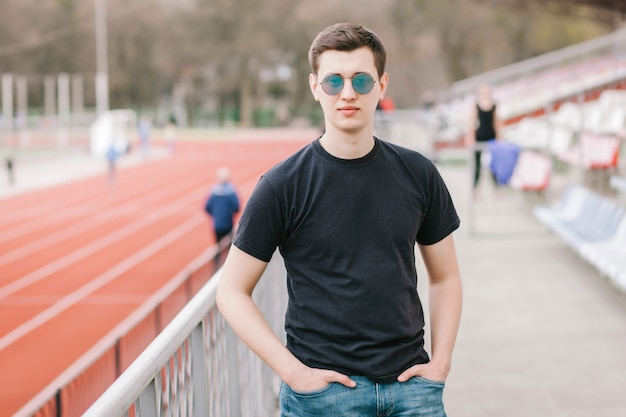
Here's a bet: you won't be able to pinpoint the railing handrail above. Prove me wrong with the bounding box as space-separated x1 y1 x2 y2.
13 244 221 417
83 270 222 416
83 251 287 416
446 27 626 99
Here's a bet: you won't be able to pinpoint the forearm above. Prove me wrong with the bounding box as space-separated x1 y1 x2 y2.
216 246 307 384
428 274 462 373
465 107 477 146
494 111 503 139
217 287 304 383
464 131 476 147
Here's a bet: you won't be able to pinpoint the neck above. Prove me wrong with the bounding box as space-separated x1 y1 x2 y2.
478 98 493 108
319 126 375 159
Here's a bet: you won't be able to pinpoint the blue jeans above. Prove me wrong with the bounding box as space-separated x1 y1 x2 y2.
279 375 446 417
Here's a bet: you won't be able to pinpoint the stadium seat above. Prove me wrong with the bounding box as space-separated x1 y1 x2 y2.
610 175 626 193
534 185 626 292
557 133 620 170
561 197 623 247
579 217 626 279
533 185 590 229
509 150 551 191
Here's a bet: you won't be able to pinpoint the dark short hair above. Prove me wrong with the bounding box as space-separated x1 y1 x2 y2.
308 23 386 77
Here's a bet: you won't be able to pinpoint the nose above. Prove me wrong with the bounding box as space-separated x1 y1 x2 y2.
340 80 357 99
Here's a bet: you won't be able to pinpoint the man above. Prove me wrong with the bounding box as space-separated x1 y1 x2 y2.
106 144 118 187
204 166 240 250
217 23 462 416
138 116 151 156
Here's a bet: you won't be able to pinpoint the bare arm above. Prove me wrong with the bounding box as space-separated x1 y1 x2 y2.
494 108 503 140
398 234 462 382
464 105 477 147
216 246 355 390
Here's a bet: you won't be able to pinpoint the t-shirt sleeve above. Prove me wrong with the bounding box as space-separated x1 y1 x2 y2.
233 176 286 262
416 163 460 245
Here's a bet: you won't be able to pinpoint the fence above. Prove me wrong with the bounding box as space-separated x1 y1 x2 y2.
374 109 438 159
14 244 228 417
445 27 626 101
83 252 288 417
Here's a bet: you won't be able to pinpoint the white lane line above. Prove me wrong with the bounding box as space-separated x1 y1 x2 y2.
0 294 148 305
0 165 197 245
0 188 206 300
0 206 136 268
0 178 207 267
0 158 181 223
0 213 205 352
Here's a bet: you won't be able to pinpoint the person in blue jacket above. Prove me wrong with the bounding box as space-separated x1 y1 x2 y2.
204 167 240 246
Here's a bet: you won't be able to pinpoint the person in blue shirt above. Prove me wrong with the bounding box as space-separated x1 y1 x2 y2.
204 167 240 246
106 144 118 187
138 116 151 156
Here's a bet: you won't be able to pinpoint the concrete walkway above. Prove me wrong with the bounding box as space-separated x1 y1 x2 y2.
434 160 626 417
3 141 625 416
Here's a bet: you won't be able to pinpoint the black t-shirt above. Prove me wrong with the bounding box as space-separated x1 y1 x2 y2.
233 137 460 383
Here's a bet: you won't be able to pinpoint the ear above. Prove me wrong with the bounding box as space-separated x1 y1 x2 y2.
309 73 320 101
378 72 389 100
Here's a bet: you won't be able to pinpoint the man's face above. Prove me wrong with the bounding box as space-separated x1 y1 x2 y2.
309 47 388 135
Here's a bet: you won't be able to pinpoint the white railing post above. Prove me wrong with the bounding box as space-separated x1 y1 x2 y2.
136 380 158 416
226 326 242 417
190 324 209 417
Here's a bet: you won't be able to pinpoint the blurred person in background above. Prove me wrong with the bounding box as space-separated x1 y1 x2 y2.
106 143 118 187
465 82 502 193
204 167 240 264
164 116 177 154
138 116 152 156
2 139 15 186
217 22 462 417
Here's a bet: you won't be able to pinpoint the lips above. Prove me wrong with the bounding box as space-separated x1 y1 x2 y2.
339 106 358 116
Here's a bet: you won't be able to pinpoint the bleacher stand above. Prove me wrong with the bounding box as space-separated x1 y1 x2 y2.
534 185 626 292
485 87 625 191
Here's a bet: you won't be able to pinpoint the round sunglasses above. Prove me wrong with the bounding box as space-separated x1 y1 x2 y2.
318 73 377 95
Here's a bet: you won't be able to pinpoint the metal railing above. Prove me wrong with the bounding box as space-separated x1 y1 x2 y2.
13 244 228 417
445 27 626 100
374 109 438 158
83 253 288 417
432 27 626 143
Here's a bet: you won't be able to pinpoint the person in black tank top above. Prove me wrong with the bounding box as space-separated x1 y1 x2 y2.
465 83 502 189
476 104 497 142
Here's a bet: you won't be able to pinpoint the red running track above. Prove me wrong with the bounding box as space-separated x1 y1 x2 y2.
0 134 311 416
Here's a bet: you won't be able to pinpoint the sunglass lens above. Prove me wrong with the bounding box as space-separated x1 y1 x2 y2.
352 74 375 94
321 75 344 95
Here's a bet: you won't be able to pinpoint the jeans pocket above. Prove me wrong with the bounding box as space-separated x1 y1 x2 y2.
280 382 352 417
396 378 447 416
284 382 335 397
412 376 446 387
